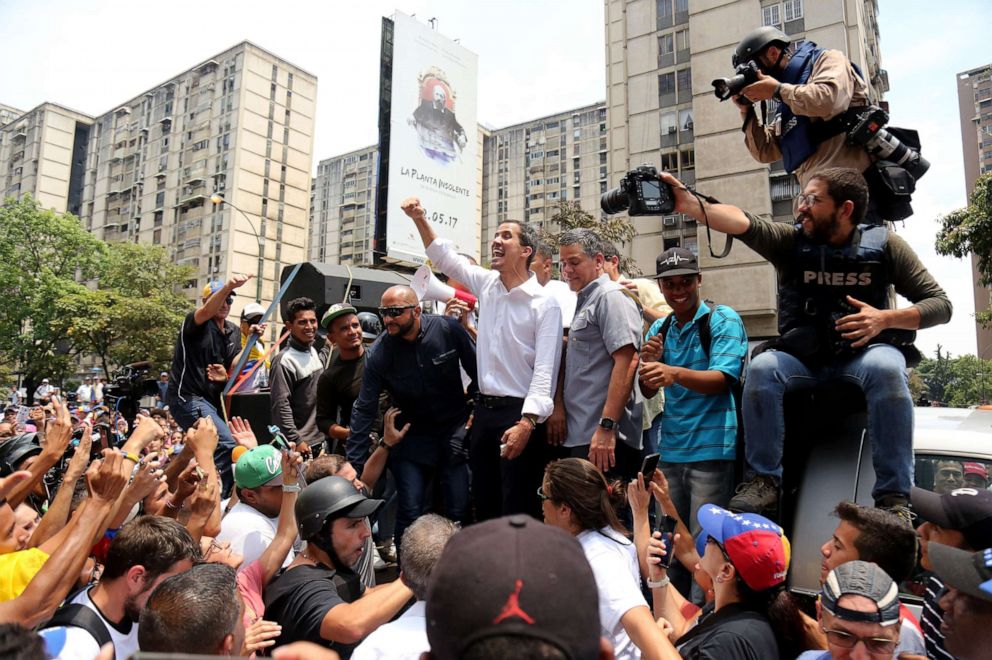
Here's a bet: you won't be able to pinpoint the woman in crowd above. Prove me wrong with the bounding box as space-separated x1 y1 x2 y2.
540 457 669 660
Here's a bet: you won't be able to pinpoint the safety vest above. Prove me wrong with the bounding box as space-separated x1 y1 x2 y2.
776 41 827 173
778 224 897 351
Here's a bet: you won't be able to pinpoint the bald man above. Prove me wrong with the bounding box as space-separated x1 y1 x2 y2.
346 286 477 551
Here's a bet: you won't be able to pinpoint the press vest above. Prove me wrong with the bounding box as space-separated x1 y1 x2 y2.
777 41 827 172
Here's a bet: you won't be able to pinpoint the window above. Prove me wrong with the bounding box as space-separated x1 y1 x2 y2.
680 147 695 169
659 72 676 96
661 152 678 171
677 68 691 92
657 0 673 28
783 0 803 21
762 4 782 28
675 29 689 54
661 112 678 135
679 108 694 132
192 139 208 151
659 33 674 56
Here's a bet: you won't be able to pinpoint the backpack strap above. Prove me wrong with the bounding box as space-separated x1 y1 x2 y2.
41 604 114 657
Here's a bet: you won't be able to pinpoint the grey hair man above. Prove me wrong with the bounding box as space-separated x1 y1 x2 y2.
351 514 459 660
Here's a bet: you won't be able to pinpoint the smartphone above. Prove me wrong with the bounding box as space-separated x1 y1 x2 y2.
656 514 677 569
640 452 660 478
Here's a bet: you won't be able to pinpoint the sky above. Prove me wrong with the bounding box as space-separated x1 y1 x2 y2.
1 0 988 357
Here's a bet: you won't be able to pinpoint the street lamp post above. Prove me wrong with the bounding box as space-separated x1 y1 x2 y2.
210 193 264 303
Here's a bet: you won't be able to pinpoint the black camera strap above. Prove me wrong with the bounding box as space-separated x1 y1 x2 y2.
682 187 734 259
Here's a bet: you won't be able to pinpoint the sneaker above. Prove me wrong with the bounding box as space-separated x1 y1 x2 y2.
376 540 397 565
728 476 779 514
875 497 916 527
372 545 387 570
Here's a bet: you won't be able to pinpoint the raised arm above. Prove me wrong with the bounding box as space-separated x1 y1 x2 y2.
258 446 303 584
660 171 752 237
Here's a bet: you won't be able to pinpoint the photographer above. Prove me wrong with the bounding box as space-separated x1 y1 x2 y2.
731 27 910 223
657 168 950 522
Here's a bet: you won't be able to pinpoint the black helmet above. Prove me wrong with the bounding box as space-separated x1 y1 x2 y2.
0 433 42 477
296 476 384 540
357 312 382 341
733 26 790 66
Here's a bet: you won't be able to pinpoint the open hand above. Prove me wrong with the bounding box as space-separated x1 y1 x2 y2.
383 407 411 448
835 296 889 348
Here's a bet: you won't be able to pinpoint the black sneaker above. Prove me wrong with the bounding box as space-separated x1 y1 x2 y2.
728 476 779 514
875 496 916 528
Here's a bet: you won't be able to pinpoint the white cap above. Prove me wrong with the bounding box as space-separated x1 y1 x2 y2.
241 302 266 320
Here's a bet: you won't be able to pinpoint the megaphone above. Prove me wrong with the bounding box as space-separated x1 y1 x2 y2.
412 265 477 310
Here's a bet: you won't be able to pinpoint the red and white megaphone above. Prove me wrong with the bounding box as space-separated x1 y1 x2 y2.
412 265 477 311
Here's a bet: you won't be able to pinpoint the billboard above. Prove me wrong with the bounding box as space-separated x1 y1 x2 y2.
377 12 479 265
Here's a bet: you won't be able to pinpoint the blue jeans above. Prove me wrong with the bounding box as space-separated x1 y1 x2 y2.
389 453 469 555
742 345 913 501
169 395 237 496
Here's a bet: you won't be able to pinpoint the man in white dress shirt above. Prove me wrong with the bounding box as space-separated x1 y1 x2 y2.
401 197 563 521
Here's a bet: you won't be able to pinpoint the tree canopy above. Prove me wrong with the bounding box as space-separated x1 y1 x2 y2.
0 196 193 384
914 345 992 407
542 200 640 275
936 173 992 328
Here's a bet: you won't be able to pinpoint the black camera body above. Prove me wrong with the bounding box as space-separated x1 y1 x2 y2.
711 60 760 101
601 165 676 216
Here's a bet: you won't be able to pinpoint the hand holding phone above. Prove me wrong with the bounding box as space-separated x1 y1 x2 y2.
656 514 677 569
640 452 660 478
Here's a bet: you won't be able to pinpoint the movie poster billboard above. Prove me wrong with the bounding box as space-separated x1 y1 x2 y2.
379 12 479 265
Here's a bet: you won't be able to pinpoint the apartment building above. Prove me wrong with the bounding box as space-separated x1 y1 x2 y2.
604 0 887 337
956 63 992 357
309 145 379 265
0 103 93 214
79 41 316 307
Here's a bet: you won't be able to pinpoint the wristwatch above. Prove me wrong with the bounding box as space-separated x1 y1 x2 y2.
647 575 671 589
377 437 394 452
282 483 301 493
598 417 617 431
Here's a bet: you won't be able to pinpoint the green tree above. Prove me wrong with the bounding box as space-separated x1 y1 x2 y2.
0 196 105 384
915 346 992 407
542 200 640 275
936 173 992 328
55 242 194 377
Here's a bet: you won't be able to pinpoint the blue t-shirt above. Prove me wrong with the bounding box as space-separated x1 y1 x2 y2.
645 302 747 463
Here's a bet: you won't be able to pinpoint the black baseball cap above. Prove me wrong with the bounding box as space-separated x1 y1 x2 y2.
425 515 601 660
911 486 992 550
821 560 901 626
928 543 992 604
655 247 700 279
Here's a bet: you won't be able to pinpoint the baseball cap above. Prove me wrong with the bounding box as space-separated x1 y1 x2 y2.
320 303 358 330
695 504 791 592
233 445 283 489
655 247 700 279
928 542 992 604
41 378 49 383
964 462 989 480
426 515 601 660
821 560 901 625
201 281 234 300
911 486 992 550
241 302 266 323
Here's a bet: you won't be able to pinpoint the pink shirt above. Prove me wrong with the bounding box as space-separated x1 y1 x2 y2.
237 560 267 629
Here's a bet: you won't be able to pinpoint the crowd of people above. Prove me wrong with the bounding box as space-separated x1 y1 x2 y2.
0 23 987 660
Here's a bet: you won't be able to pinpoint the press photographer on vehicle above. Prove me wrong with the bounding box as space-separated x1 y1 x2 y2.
651 167 951 523
721 26 927 223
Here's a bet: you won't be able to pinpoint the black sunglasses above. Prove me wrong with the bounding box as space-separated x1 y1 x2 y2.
378 305 416 318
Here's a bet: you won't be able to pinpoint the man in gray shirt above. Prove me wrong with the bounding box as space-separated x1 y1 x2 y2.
557 229 642 476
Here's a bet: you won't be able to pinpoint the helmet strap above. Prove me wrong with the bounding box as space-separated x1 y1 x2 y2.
309 520 351 571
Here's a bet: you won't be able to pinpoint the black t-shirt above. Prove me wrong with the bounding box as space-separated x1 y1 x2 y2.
264 562 364 658
315 350 366 437
676 602 780 660
166 311 240 408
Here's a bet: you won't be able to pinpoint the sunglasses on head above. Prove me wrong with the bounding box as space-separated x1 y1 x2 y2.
378 305 416 318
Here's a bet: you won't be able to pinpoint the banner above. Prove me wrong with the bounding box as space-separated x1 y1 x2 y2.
379 12 479 265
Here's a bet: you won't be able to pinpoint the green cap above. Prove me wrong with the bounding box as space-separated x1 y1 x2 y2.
321 303 358 329
234 445 283 489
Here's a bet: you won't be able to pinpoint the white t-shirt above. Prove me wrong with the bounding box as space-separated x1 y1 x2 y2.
351 600 429 660
544 279 577 328
577 528 647 660
218 500 294 569
39 587 140 660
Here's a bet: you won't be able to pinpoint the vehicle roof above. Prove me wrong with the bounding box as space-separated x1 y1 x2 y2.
914 406 992 458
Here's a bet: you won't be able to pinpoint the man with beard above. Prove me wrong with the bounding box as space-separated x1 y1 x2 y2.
40 516 199 660
655 168 951 522
315 304 364 454
401 197 562 521
346 286 476 552
270 297 327 456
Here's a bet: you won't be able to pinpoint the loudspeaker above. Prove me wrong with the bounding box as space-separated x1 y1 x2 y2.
228 391 274 444
411 265 477 309
279 262 412 319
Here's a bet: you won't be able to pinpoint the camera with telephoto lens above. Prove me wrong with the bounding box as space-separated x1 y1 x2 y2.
846 106 930 180
601 165 676 216
710 60 761 101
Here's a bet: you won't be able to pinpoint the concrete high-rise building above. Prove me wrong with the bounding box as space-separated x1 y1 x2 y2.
0 42 316 313
309 145 379 265
956 63 992 357
0 103 93 214
0 104 24 128
79 41 316 308
604 0 887 338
